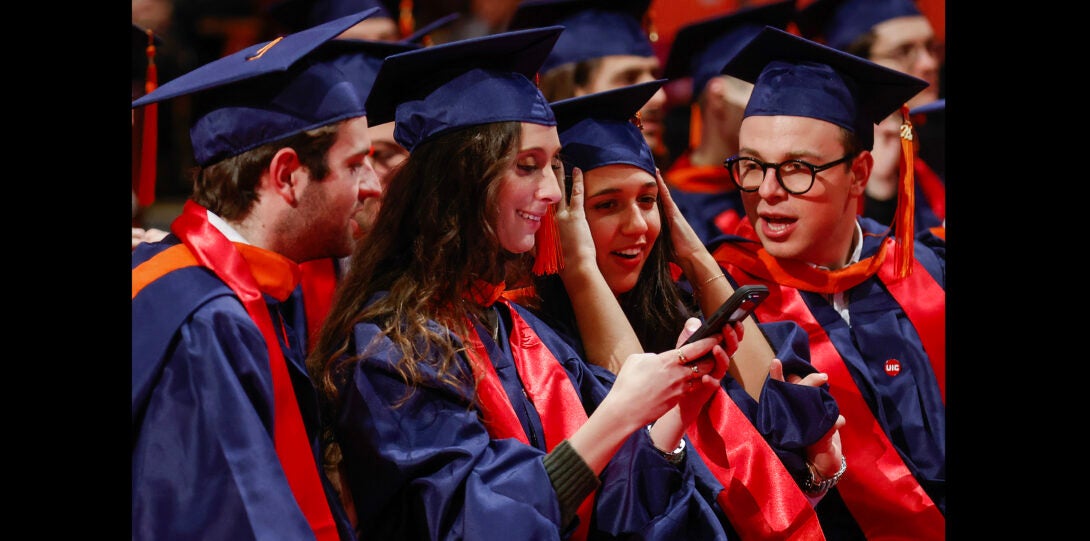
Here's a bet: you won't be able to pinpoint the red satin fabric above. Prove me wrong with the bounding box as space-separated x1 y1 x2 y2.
298 258 338 354
461 297 593 540
687 390 825 540
713 233 945 540
170 201 339 541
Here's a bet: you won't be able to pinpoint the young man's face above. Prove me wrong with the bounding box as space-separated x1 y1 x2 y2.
297 116 381 261
736 115 868 270
868 15 941 110
578 54 667 155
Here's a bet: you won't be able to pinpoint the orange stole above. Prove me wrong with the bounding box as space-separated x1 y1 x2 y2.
461 299 593 540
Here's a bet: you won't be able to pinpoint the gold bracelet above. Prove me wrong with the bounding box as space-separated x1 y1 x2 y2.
698 273 726 289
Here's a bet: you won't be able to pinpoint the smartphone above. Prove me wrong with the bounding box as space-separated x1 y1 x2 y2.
683 284 769 346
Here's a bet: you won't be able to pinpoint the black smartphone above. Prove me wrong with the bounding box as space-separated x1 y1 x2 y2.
683 284 770 346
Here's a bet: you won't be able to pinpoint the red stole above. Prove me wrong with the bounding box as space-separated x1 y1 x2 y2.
170 201 340 541
711 224 945 540
687 390 825 540
461 297 593 540
298 258 339 354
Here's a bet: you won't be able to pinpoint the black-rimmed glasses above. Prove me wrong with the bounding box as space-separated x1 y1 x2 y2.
723 154 855 195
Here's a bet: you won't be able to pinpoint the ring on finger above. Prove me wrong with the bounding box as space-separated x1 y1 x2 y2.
677 349 688 364
691 364 700 375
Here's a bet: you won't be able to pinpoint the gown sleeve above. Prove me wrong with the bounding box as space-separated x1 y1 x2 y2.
132 297 321 541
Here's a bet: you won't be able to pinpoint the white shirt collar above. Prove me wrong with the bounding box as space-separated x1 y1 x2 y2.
206 210 250 244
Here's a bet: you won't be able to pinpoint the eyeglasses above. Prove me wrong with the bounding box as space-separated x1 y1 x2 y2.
723 154 855 195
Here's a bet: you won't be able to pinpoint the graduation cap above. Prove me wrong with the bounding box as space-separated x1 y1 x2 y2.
722 26 927 151
132 9 385 167
552 79 664 178
662 0 795 99
364 26 562 152
723 26 928 277
795 0 922 51
507 0 654 73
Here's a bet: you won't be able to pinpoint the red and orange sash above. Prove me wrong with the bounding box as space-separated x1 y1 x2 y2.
712 224 945 540
145 201 339 541
461 297 594 540
687 390 825 540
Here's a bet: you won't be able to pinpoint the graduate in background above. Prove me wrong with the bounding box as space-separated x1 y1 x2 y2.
659 0 795 245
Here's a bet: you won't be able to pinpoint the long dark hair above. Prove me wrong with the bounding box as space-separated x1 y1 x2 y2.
307 121 535 409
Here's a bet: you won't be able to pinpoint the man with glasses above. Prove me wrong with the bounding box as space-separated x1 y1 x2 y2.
796 0 946 232
709 27 946 540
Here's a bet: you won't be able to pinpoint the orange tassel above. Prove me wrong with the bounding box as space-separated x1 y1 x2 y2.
688 102 702 149
893 105 916 279
138 29 159 208
398 0 415 39
531 203 563 275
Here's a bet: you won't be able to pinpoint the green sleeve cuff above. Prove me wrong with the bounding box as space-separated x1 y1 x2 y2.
543 439 600 527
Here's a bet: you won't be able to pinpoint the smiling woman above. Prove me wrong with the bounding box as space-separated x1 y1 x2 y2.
305 27 739 540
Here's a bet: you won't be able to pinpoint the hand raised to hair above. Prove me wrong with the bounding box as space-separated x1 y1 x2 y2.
554 166 599 281
654 168 706 263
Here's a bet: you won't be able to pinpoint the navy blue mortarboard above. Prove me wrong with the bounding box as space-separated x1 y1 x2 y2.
722 26 928 151
552 79 664 178
132 10 389 166
796 0 922 51
662 0 795 99
364 26 562 152
507 0 653 73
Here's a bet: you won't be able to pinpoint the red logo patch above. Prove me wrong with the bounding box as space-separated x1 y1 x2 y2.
884 359 901 376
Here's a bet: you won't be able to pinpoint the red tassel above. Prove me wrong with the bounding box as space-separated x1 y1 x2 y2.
531 203 563 276
893 105 916 279
137 29 158 208
398 0 415 39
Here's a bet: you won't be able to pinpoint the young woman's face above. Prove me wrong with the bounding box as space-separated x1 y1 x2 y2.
581 164 661 295
495 122 563 254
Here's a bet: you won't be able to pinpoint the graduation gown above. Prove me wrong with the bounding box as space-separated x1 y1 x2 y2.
333 294 731 540
132 236 356 541
710 217 946 540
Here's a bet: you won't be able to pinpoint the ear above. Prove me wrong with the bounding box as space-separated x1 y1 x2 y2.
268 147 303 205
849 151 873 197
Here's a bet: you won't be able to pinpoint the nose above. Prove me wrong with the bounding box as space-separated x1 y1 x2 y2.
756 166 787 201
620 204 650 236
538 169 562 204
358 162 382 201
